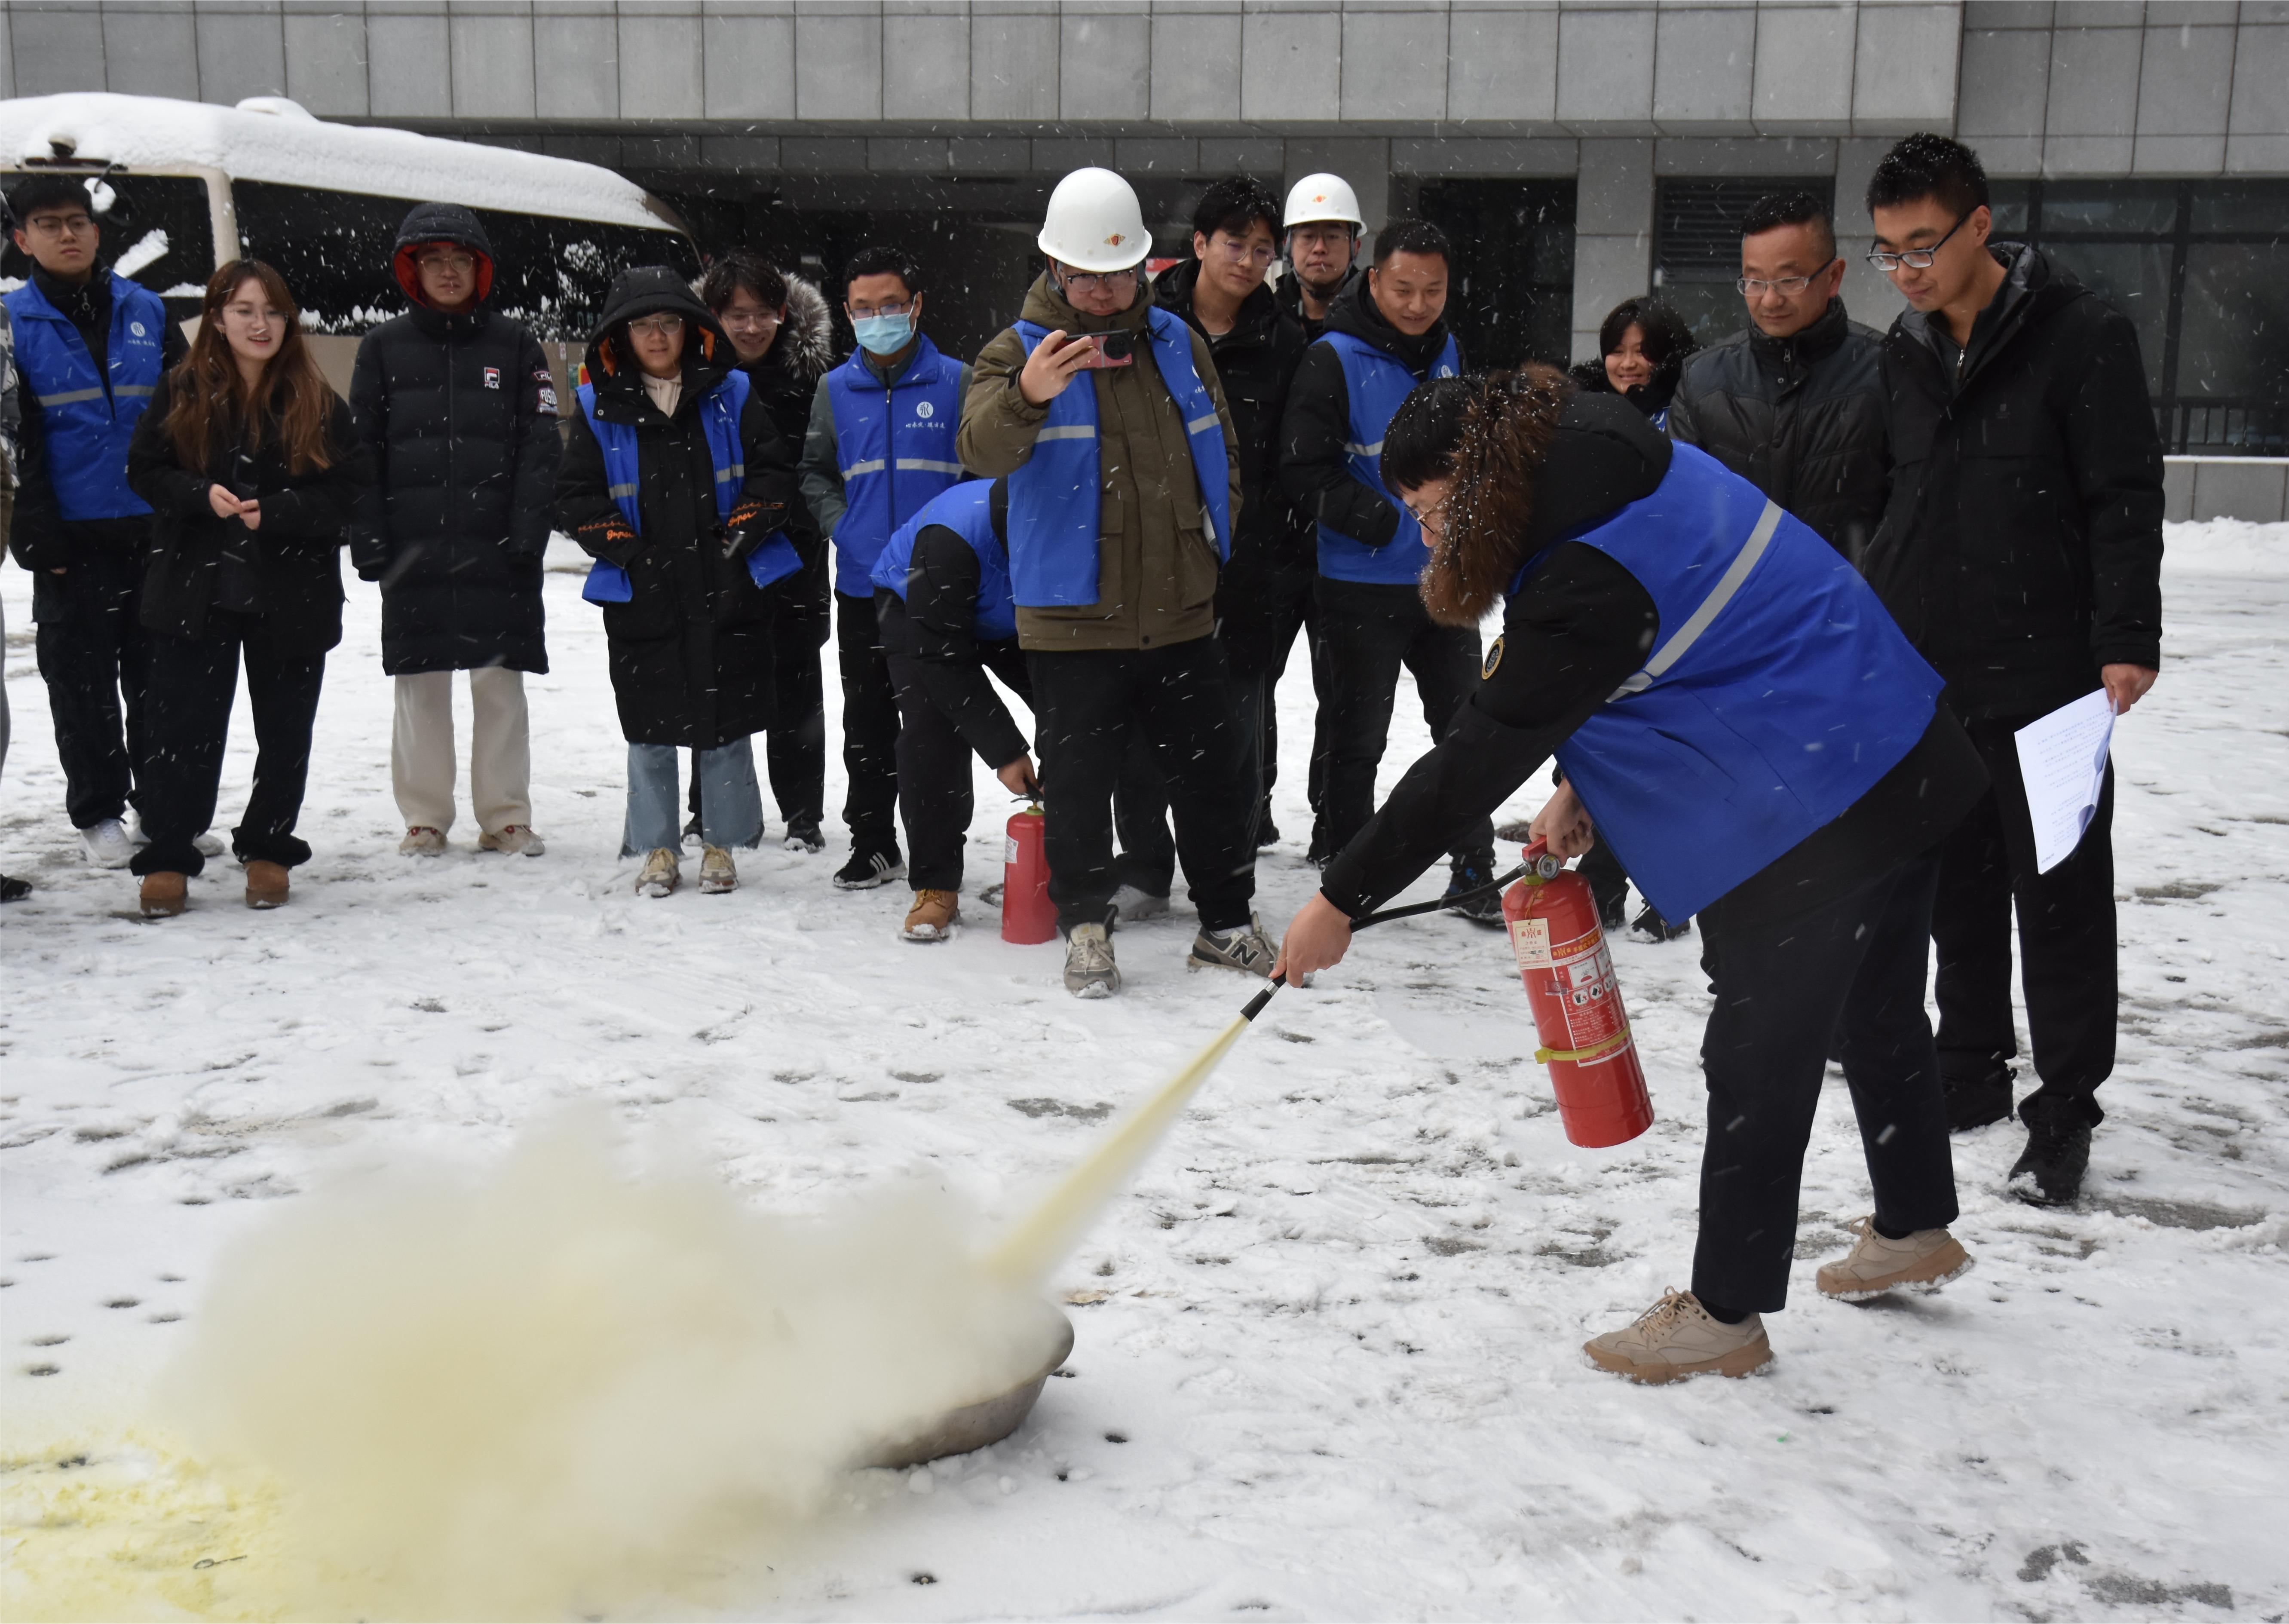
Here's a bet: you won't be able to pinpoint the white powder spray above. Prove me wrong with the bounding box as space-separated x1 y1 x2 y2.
149 1110 1055 1619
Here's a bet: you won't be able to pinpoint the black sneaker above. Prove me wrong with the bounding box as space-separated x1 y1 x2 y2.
833 847 906 890
783 817 825 854
2008 1116 2091 1207
682 811 704 847
1943 1058 2016 1132
1443 859 1507 926
1591 889 1630 932
1630 902 1691 942
0 874 30 903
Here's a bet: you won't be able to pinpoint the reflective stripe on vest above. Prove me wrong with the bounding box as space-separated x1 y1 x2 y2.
1313 329 1459 586
1004 308 1232 609
826 335 966 596
576 368 799 604
870 480 1018 643
1541 443 1944 922
2 273 167 523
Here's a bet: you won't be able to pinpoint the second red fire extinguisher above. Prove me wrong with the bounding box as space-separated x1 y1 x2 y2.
1503 843 1655 1148
1002 803 1057 944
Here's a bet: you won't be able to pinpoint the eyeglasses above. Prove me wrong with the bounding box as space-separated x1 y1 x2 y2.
23 213 95 237
847 299 915 318
416 250 476 271
1866 211 1973 272
627 315 685 339
1403 490 1456 528
1735 267 1834 296
1212 238 1276 267
1058 268 1139 294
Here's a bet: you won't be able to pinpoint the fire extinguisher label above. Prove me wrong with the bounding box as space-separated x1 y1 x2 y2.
1004 837 1020 864
1509 917 1553 969
1551 941 1627 1059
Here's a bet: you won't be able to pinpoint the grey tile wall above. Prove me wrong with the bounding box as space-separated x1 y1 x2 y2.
284 7 369 116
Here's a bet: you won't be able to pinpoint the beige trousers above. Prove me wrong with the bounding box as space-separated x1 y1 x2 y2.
391 668 531 835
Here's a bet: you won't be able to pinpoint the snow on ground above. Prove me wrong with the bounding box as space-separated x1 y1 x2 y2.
3 525 2285 1620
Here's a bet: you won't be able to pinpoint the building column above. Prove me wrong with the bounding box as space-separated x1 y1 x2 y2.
1570 138 1653 363
1834 137 1907 332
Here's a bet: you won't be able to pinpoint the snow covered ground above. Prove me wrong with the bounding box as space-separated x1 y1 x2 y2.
3 524 2285 1621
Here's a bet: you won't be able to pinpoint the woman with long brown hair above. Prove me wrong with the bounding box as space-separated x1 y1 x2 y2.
125 259 371 916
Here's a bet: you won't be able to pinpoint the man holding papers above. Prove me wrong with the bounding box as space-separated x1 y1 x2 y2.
1860 135 2164 1206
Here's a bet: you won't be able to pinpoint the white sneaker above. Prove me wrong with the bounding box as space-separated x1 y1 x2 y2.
193 832 226 858
1063 922 1120 998
1110 883 1169 925
81 818 138 869
698 844 738 894
399 826 447 857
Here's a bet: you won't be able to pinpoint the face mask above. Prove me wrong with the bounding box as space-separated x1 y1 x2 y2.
852 312 915 356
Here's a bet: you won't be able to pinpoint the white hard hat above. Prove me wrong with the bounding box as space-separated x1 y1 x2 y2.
1038 167 1150 273
1284 173 1364 230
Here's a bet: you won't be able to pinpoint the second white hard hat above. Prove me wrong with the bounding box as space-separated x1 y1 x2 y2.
1038 167 1150 273
1284 173 1364 230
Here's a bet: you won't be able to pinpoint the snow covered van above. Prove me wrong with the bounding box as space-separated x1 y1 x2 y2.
0 92 699 391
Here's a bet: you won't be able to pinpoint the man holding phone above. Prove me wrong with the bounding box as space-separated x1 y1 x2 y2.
958 167 1266 999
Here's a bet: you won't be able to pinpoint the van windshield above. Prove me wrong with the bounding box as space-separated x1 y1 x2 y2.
233 181 701 341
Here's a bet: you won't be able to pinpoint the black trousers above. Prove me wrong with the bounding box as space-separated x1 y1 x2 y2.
129 617 327 879
765 592 828 831
1693 852 1958 1312
835 590 901 850
1220 555 1329 850
31 551 150 830
1315 576 1493 868
1932 716 2117 1130
886 643 1031 893
1028 639 1256 934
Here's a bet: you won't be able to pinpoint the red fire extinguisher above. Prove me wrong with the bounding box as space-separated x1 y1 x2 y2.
1503 840 1654 1148
1002 803 1057 944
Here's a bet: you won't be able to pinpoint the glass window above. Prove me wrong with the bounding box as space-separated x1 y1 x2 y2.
1987 182 2035 237
2177 244 2289 406
1651 177 1835 347
0 171 214 319
2188 181 2289 235
1419 180 1578 369
2039 181 2179 236
231 180 699 340
2036 240 2171 397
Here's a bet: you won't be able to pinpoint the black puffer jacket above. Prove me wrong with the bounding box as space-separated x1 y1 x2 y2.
1280 271 1465 552
1568 355 1684 425
555 267 802 748
1154 257 1313 571
1664 298 1888 560
1863 244 2164 722
738 273 835 628
349 204 561 674
126 373 372 655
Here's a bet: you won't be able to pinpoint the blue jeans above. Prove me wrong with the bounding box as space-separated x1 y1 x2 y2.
622 738 762 856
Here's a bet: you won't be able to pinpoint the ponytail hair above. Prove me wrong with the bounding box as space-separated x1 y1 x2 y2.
1382 363 1571 627
166 259 336 477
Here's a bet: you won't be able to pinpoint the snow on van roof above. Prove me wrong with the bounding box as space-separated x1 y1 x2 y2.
0 93 674 233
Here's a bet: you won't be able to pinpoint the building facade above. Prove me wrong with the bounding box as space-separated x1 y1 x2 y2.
5 0 2283 461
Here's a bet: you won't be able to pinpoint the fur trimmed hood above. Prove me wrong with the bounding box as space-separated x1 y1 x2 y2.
775 273 835 386
1418 366 1571 627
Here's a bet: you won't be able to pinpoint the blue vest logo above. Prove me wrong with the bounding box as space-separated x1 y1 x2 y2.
827 335 966 596
1315 329 1459 586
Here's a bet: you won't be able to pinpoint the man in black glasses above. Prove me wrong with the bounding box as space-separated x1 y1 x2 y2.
1665 190 1889 561
1859 133 2164 1207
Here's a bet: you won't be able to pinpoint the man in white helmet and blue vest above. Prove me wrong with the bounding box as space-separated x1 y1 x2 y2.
798 244 971 892
959 167 1273 999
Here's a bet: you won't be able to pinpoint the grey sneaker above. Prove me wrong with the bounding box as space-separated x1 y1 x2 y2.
1584 1289 1772 1384
1110 883 1169 925
1063 922 1120 999
699 844 738 894
1188 913 1278 978
1817 1217 1973 1301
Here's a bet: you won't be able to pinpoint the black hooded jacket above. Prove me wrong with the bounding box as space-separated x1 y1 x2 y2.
1319 389 1985 934
554 266 801 748
1154 257 1314 571
1568 355 1684 425
1665 297 1888 560
349 203 561 674
1279 272 1464 558
1275 263 1358 345
1862 243 2164 721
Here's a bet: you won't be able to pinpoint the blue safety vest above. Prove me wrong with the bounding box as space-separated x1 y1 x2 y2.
870 481 1017 643
826 336 966 597
1315 328 1460 585
2 272 166 522
575 366 799 604
1005 309 1231 608
1535 443 1943 922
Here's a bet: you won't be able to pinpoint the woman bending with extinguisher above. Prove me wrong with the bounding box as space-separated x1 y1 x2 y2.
555 267 804 898
1274 368 1990 1383
125 260 372 916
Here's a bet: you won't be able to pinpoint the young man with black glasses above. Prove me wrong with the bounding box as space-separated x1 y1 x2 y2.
1860 133 2164 1206
1666 191 1889 562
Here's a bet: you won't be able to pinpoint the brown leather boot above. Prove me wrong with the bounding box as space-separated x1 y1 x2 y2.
138 871 188 918
244 860 291 909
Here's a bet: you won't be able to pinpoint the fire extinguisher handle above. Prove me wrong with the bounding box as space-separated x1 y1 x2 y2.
1348 862 1530 930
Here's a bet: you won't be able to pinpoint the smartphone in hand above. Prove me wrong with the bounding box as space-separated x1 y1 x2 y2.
1072 331 1136 369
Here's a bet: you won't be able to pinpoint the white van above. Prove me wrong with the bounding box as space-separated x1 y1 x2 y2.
1 92 699 394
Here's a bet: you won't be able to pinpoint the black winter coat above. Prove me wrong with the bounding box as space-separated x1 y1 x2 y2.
1280 272 1465 556
1863 245 2165 722
349 205 561 674
126 372 371 655
738 274 836 630
1665 299 1888 560
1155 257 1314 572
555 267 803 749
